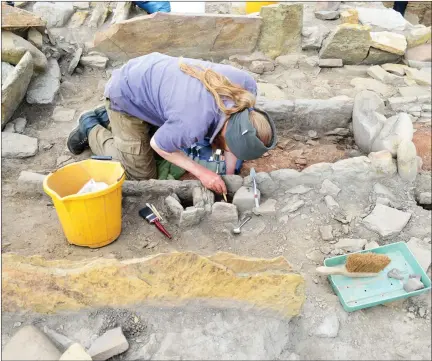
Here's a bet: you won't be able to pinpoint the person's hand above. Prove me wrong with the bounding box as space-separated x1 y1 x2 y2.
198 169 227 194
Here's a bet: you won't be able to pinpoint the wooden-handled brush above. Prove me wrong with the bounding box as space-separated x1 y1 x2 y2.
316 253 391 278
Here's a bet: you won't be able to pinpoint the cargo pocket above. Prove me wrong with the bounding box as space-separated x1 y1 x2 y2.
114 137 142 155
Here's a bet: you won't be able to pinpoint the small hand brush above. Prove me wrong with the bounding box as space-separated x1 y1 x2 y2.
139 206 172 239
316 253 391 278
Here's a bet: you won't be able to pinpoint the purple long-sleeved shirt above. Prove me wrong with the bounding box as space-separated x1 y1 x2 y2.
104 52 257 153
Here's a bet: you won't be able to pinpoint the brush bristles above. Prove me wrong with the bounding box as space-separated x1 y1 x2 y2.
345 253 391 273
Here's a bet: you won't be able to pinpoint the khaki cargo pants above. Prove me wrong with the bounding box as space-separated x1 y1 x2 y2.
88 100 157 180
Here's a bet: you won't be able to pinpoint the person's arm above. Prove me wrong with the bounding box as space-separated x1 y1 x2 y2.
150 137 227 194
224 151 237 175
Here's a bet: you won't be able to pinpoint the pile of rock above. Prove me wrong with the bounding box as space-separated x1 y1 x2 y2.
314 3 431 67
2 325 129 361
1 2 110 158
353 90 420 182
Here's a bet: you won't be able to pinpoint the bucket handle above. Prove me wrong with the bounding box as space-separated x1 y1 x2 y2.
51 157 126 182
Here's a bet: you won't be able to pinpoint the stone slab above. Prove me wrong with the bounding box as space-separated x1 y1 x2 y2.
32 2 75 28
1 3 46 32
370 31 407 55
319 24 371 65
94 12 262 61
357 7 408 31
1 30 47 72
2 132 38 158
1 51 33 128
257 3 303 59
362 204 411 237
60 343 92 361
2 325 61 360
26 58 61 104
362 47 401 65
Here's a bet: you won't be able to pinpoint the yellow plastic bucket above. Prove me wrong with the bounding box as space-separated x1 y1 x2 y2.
43 159 126 248
246 1 277 14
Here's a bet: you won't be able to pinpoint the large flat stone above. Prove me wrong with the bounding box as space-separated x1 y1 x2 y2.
370 31 407 55
350 77 397 98
319 24 371 65
32 2 75 28
357 7 408 31
1 52 33 128
1 30 47 71
2 252 305 318
405 43 432 63
362 204 411 237
1 61 14 85
257 3 303 59
2 132 38 158
26 58 61 104
94 12 262 61
2 325 61 361
1 2 46 32
257 96 353 132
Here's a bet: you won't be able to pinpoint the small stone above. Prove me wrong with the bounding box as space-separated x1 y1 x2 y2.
342 225 350 234
325 128 350 136
222 175 243 194
2 133 38 159
88 327 129 361
52 107 76 122
403 278 425 292
165 195 183 223
320 245 332 255
68 48 83 75
210 202 238 223
307 130 318 138
302 26 330 50
418 307 426 318
365 240 380 250
3 122 15 133
315 314 340 338
319 225 334 241
253 198 277 216
13 322 22 328
367 65 405 86
281 200 305 213
286 185 312 194
27 28 43 50
388 268 404 280
362 204 411 237
324 195 339 209
313 278 319 284
319 58 343 67
382 63 406 76
333 238 367 252
315 10 340 20
397 140 418 182
368 151 397 177
405 67 431 86
179 207 201 227
79 55 109 69
340 9 358 24
60 343 92 361
233 186 260 213
306 249 323 263
11 117 27 134
319 179 341 197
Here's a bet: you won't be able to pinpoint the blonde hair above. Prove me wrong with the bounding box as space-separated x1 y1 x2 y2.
179 61 273 146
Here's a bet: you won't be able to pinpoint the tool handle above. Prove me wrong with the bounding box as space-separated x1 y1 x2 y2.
91 155 113 160
154 220 172 239
316 266 378 278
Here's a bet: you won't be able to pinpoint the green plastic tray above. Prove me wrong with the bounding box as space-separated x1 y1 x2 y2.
324 242 431 312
